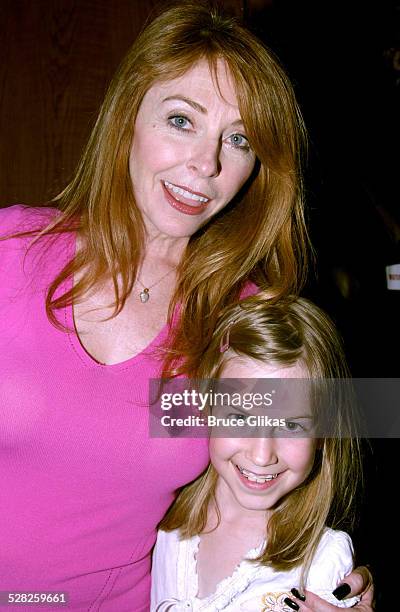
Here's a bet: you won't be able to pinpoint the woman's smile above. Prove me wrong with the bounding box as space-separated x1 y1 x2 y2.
161 180 211 215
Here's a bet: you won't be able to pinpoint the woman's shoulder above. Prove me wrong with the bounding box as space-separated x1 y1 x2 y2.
0 205 72 288
0 204 59 237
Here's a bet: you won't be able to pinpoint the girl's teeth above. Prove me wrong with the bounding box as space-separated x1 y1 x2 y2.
238 466 278 483
164 180 209 203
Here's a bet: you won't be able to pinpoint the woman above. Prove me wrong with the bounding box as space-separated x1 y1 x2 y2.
0 2 373 610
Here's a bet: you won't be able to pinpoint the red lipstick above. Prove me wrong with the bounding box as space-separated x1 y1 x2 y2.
161 181 211 216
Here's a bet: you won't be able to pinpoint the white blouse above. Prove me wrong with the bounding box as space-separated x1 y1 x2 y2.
151 527 359 611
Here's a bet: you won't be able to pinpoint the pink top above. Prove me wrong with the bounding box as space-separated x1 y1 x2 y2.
0 205 210 611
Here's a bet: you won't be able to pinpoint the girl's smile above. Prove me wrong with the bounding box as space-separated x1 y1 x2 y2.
236 464 279 483
235 464 281 490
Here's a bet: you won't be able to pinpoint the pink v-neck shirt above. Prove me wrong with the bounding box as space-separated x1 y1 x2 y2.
0 205 210 611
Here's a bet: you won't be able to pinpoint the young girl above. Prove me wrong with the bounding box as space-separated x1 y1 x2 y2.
151 296 363 611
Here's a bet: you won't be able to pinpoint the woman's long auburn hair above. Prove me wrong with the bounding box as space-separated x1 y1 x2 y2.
159 296 363 588
23 0 309 374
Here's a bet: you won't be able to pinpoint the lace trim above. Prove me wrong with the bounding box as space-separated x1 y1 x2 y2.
177 534 265 609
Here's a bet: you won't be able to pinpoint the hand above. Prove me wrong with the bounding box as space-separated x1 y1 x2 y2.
284 566 374 611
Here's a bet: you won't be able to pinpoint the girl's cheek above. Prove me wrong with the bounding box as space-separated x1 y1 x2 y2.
209 437 236 462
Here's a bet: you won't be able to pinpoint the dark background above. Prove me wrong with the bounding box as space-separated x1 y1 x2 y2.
1 1 398 609
245 5 398 610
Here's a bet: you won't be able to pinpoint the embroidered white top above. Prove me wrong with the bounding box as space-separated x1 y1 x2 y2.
151 528 359 611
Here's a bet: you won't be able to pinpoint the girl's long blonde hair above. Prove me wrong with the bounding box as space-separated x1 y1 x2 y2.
14 1 309 375
160 295 363 587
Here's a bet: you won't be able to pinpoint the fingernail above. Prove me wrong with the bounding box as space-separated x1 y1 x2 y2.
291 588 306 601
332 583 351 600
283 598 300 611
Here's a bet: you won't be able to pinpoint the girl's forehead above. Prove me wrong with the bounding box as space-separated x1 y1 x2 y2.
221 354 307 380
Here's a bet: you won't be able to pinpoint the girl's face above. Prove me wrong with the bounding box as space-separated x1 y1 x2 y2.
209 355 317 514
129 59 256 241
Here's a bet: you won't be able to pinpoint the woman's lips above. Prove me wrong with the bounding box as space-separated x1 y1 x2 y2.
161 180 211 216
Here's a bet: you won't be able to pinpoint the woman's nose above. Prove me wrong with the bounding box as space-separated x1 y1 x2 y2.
246 437 278 467
186 138 221 178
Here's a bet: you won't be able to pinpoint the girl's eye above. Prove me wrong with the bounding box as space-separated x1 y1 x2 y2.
227 413 247 424
228 133 250 150
168 115 191 131
284 421 303 433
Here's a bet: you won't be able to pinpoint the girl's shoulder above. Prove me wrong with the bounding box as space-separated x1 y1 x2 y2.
151 530 193 592
154 528 187 556
306 528 358 607
314 527 354 560
153 529 199 572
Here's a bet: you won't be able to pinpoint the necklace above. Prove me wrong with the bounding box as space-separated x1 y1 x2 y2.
136 268 175 303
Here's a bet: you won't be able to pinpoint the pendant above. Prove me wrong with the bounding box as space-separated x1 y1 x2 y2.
139 288 150 303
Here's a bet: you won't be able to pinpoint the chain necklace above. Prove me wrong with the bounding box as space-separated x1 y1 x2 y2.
136 269 175 303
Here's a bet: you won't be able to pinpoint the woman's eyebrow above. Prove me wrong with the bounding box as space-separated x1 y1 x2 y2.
163 95 207 114
162 95 244 126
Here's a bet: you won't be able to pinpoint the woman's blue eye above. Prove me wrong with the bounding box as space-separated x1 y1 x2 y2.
168 115 190 130
229 133 250 150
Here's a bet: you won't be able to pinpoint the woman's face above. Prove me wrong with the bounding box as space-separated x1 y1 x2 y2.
129 59 256 239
